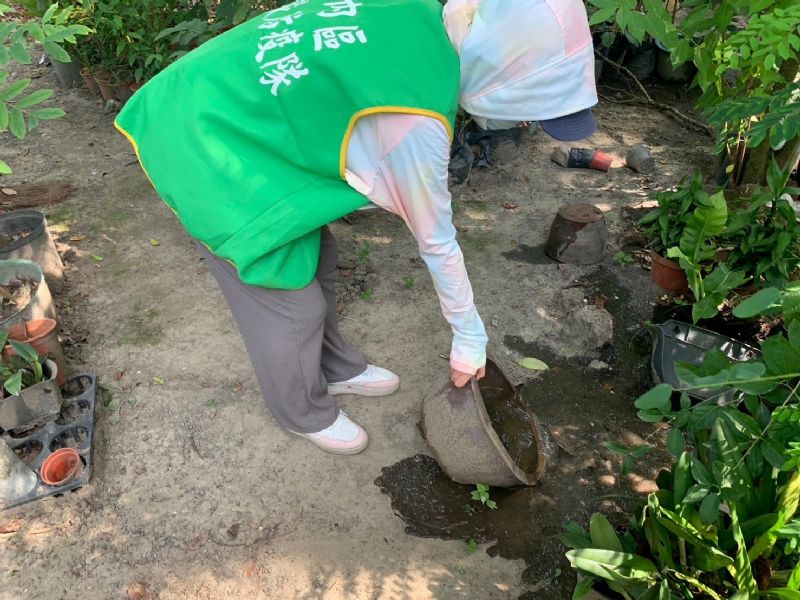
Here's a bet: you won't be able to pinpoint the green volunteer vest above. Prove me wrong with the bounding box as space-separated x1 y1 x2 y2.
115 0 460 289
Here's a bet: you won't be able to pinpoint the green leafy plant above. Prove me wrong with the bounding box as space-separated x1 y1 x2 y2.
563 286 800 598
721 159 800 289
604 441 652 476
614 251 635 266
0 332 49 396
664 186 748 323
471 483 497 510
639 172 706 257
465 538 478 555
403 277 415 289
155 0 280 64
360 289 374 301
587 0 800 186
0 2 90 174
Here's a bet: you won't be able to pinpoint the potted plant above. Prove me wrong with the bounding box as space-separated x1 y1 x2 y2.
0 332 62 432
638 173 705 295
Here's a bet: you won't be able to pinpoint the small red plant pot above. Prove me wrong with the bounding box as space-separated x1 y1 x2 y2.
40 448 83 487
589 150 614 172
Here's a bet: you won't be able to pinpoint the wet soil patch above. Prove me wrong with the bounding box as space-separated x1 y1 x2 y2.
376 267 663 598
0 278 37 320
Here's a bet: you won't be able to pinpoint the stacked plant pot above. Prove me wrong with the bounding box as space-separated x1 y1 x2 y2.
0 209 69 385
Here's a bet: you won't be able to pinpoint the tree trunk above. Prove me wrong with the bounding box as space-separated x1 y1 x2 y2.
740 59 799 185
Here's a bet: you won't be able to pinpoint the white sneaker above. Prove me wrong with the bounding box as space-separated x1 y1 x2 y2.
288 411 368 455
328 364 400 397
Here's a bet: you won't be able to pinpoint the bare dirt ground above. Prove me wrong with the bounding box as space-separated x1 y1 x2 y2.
0 61 712 600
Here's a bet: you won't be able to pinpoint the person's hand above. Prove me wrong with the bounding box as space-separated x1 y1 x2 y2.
451 366 486 388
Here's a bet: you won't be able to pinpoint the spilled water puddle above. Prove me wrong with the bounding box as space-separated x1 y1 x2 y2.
374 268 658 597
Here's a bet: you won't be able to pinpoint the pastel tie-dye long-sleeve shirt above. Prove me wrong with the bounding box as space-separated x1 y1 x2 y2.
344 0 597 375
345 114 487 375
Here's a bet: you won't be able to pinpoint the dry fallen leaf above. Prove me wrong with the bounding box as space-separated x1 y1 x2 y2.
150 239 160 246
455 224 469 233
233 383 243 393
1 188 17 196
502 202 519 210
114 370 126 381
152 376 165 385
69 235 86 242
0 518 23 534
189 531 209 550
243 560 257 578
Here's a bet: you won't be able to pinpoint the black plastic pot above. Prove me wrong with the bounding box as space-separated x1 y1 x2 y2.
648 320 759 402
0 360 62 433
52 59 83 89
0 210 64 293
624 41 657 81
0 374 97 511
655 41 696 83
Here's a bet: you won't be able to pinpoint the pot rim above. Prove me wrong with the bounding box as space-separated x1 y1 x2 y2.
468 359 547 485
649 249 683 270
40 447 81 486
0 209 47 253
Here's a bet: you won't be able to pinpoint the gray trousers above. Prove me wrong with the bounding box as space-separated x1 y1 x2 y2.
196 227 367 433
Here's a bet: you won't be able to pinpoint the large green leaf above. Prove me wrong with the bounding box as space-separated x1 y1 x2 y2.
757 589 800 599
566 549 658 584
672 570 723 600
558 521 593 550
0 101 7 131
9 40 31 65
3 370 22 396
8 107 25 139
28 107 64 120
589 513 624 551
572 575 599 600
788 559 800 590
673 452 692 504
14 88 52 109
9 340 38 363
703 265 748 295
635 383 673 412
0 78 31 101
762 335 800 377
750 472 800 560
679 190 728 263
730 502 758 594
715 418 755 510
43 41 69 63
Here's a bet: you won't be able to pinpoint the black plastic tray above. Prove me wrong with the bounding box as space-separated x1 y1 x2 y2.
1 374 97 511
649 320 760 402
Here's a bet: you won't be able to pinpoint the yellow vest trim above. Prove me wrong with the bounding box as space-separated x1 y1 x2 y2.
338 106 455 178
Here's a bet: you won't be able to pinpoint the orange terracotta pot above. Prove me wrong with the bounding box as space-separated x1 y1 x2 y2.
650 250 689 295
40 448 83 486
3 318 67 386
